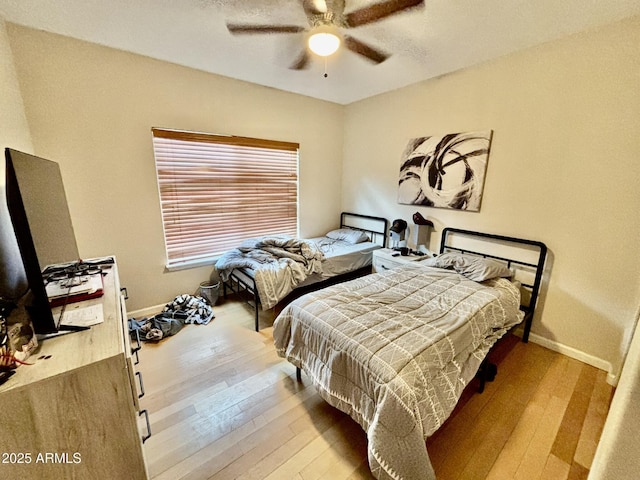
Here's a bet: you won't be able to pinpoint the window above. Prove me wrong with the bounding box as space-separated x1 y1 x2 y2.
151 128 299 268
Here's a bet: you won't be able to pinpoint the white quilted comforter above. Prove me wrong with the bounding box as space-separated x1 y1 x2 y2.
273 263 523 480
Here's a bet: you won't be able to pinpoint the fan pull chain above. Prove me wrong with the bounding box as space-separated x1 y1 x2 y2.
324 57 329 78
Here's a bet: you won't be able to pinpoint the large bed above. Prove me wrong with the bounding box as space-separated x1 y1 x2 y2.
272 228 547 480
217 212 388 331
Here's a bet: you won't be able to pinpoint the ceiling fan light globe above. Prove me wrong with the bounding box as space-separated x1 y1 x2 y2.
308 32 340 57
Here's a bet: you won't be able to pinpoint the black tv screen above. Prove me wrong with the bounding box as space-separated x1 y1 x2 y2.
5 148 80 334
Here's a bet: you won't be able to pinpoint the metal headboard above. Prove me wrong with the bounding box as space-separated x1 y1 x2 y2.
340 212 389 248
440 227 547 343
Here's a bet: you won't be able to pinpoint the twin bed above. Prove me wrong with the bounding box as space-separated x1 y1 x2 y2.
272 227 547 480
217 212 388 331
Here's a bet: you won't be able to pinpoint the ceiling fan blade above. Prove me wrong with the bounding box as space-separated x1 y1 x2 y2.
227 24 306 35
290 50 311 70
344 35 389 64
325 0 346 16
302 0 327 16
345 0 424 28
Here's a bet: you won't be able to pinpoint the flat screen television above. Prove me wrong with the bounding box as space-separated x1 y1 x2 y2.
4 148 80 334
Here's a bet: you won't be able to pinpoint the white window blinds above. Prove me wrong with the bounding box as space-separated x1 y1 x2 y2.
152 128 299 268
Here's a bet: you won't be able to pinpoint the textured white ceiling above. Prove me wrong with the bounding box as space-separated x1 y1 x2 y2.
1 0 639 104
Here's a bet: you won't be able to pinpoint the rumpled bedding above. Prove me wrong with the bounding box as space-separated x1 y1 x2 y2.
273 263 523 480
215 236 324 309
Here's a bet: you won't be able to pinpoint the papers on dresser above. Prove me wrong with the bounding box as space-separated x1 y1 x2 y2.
56 303 104 328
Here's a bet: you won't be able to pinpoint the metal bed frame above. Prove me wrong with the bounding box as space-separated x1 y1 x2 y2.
222 212 389 331
440 227 547 343
439 228 547 392
293 227 548 392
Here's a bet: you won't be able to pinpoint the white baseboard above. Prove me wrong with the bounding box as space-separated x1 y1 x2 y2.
127 304 165 319
522 330 616 385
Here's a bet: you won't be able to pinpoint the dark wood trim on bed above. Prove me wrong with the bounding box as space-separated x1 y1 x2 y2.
222 212 389 331
440 227 548 343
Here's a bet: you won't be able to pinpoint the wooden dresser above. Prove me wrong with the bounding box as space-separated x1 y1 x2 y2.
0 258 149 479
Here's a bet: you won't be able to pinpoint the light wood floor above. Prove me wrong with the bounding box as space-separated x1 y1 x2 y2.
138 297 613 480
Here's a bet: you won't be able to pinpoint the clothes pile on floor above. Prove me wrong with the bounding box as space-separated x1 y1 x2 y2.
129 294 214 342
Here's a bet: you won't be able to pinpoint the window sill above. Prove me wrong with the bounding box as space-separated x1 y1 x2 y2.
165 257 220 272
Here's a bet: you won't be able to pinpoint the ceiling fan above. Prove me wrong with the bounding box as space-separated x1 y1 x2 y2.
226 0 425 69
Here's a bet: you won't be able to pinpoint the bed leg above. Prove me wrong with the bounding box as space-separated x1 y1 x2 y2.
296 367 302 381
477 360 497 393
522 311 533 343
254 290 260 332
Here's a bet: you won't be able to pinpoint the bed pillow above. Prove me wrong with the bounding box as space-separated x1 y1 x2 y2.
325 228 369 244
421 252 463 269
422 252 512 282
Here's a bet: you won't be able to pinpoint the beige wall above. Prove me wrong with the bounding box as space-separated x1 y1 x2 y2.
5 24 344 311
342 16 640 378
0 18 32 298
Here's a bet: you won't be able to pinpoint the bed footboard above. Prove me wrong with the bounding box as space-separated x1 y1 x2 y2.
222 268 261 331
223 265 374 332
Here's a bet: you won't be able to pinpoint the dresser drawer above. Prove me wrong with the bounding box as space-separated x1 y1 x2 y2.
372 248 427 273
373 256 402 272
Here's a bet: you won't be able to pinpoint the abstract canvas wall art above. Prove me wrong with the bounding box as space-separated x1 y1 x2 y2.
398 130 493 211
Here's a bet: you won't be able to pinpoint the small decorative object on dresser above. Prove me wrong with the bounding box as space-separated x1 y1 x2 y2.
412 211 434 253
388 218 408 249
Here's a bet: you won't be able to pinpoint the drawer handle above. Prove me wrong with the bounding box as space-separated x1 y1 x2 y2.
120 287 129 300
131 328 141 365
139 409 152 443
135 371 145 399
